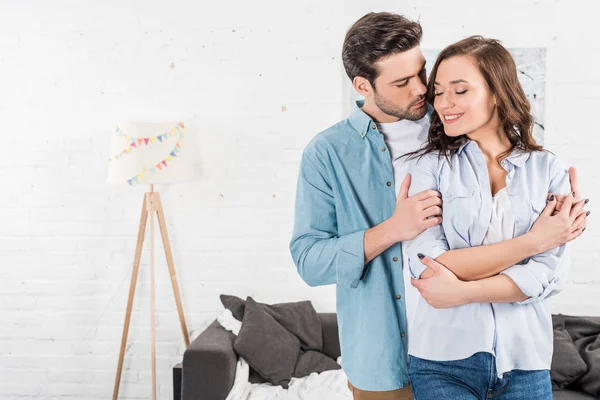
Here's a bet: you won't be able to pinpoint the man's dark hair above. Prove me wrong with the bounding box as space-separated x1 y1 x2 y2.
342 12 423 88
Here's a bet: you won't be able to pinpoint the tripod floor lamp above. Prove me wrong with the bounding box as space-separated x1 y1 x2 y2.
106 122 192 400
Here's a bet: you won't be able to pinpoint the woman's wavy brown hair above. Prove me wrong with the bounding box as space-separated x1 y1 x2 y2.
406 36 542 164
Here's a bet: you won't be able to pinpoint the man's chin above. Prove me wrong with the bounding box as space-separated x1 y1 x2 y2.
406 106 427 121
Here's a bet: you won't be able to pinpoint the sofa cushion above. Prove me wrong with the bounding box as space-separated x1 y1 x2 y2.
552 314 600 398
220 294 246 321
551 326 589 390
551 389 598 400
220 294 323 351
233 297 301 388
293 350 341 379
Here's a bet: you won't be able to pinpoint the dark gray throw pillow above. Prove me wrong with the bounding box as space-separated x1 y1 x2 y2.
551 326 588 390
220 294 323 351
262 301 323 352
293 350 341 379
233 297 301 389
220 294 246 321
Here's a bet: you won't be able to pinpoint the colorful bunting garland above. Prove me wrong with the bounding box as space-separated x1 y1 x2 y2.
108 122 186 162
108 122 187 185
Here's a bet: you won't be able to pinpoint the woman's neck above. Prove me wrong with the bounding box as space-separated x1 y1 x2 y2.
467 118 512 162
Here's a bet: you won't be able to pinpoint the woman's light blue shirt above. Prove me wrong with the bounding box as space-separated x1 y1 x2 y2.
405 139 572 376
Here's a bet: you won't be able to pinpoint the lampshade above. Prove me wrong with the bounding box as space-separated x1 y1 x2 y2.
107 122 194 185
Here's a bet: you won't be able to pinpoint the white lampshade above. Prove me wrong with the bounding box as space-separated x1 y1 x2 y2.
107 122 194 185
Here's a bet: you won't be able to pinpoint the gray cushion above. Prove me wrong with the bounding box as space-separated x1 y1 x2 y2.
233 297 301 388
220 294 323 351
553 314 600 398
570 334 600 398
551 327 588 390
262 300 323 352
552 389 598 399
293 350 341 379
220 294 246 321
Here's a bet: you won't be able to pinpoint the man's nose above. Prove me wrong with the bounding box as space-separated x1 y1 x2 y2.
411 80 427 97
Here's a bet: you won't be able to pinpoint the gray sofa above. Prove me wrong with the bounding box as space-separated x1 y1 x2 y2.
178 313 597 400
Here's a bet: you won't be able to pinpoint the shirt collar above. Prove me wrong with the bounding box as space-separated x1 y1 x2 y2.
457 140 470 154
505 147 531 167
457 140 530 167
349 99 376 138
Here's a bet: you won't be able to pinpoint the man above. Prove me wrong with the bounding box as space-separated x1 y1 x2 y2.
290 12 586 400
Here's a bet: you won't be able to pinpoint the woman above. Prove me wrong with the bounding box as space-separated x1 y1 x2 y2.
403 36 588 399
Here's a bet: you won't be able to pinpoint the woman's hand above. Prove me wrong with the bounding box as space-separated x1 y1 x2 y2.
528 192 587 253
411 256 470 309
549 166 590 216
549 194 588 215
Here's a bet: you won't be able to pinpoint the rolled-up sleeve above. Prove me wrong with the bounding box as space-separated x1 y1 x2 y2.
404 154 450 279
501 157 572 304
289 147 366 289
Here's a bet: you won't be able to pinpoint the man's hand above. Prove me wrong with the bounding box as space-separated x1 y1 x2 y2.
389 174 442 242
411 255 470 309
528 192 586 253
363 174 442 264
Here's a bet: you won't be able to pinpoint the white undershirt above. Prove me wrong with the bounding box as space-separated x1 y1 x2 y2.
482 187 515 378
377 116 428 348
482 188 516 246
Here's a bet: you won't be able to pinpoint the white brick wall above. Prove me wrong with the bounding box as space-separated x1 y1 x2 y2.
0 0 598 398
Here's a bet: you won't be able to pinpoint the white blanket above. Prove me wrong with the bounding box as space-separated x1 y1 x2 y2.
225 355 352 400
217 309 352 400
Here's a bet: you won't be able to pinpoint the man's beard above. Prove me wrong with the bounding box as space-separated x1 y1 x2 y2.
374 91 427 121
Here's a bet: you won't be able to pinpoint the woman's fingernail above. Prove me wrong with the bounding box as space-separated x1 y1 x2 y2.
583 227 586 232
585 199 590 204
417 253 425 260
586 211 591 216
573 191 576 196
550 195 555 201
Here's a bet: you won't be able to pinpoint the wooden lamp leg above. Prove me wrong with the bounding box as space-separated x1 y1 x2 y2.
148 186 157 400
113 193 149 400
154 193 190 347
113 188 189 400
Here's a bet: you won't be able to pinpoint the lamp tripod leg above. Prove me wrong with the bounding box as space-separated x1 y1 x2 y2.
113 193 149 400
155 193 190 347
148 189 157 400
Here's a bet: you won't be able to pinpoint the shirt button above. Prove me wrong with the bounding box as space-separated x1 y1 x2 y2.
372 125 377 130
395 294 401 300
401 333 406 338
380 146 386 152
386 181 392 187
393 257 398 262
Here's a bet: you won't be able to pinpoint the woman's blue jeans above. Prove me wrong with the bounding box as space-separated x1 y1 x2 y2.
408 352 552 400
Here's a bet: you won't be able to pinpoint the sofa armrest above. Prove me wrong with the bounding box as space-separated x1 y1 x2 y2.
182 319 237 400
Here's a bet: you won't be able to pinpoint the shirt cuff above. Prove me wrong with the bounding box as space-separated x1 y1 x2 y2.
336 230 366 289
407 245 448 279
501 266 560 305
